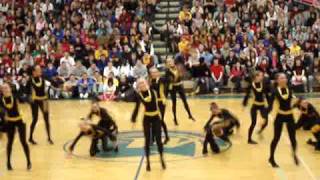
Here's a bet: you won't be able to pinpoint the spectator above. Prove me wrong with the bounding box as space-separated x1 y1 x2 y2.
133 60 148 79
230 62 244 92
60 52 75 68
103 61 119 78
63 74 78 98
57 62 71 80
72 61 87 78
292 59 307 92
43 62 57 80
77 72 95 99
87 63 100 78
210 58 224 93
49 74 64 99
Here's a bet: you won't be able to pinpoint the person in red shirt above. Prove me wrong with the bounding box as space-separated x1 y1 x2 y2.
230 62 244 92
210 58 224 93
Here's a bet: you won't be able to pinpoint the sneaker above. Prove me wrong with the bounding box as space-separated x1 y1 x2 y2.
79 93 84 99
83 93 89 99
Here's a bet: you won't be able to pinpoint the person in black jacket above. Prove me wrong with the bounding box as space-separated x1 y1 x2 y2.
203 102 240 155
243 71 270 144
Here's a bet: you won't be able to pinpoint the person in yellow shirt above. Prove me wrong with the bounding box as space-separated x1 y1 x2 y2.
178 36 191 55
289 40 301 57
95 45 109 59
179 5 192 22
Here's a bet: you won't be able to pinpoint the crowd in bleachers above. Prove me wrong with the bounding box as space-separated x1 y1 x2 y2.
0 0 161 100
0 0 319 101
165 0 319 93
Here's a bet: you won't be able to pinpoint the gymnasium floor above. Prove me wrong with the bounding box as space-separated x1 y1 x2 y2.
0 95 320 180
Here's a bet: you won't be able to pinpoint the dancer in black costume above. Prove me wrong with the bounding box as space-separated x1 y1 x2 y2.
294 98 320 151
131 78 166 171
243 71 270 144
0 83 31 170
69 120 117 156
268 73 299 168
165 58 195 125
69 100 118 156
27 65 53 145
149 67 170 144
203 102 240 154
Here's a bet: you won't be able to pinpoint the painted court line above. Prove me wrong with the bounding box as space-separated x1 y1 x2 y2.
134 154 145 180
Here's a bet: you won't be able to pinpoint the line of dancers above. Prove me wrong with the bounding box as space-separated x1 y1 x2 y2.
1 61 320 172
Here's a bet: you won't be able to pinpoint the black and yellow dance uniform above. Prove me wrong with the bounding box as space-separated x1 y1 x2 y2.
203 109 240 154
69 124 116 156
165 66 194 125
87 107 118 151
294 102 320 151
0 95 31 170
268 87 298 168
27 76 52 144
131 89 165 171
243 82 269 144
150 77 169 143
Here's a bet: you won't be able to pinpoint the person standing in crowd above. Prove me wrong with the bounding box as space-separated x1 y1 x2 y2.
27 65 53 145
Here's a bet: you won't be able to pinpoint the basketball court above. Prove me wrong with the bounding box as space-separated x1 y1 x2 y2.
1 95 320 180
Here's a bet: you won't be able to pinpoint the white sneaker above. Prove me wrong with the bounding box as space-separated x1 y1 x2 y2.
80 93 84 99
84 93 89 99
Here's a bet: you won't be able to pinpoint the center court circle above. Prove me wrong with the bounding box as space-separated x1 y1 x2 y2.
63 131 231 163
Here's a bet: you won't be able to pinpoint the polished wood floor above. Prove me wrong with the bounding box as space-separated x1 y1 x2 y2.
0 96 320 180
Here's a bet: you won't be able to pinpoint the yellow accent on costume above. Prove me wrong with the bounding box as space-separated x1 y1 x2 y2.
158 80 166 104
139 90 152 103
144 110 160 117
2 96 13 109
278 109 293 115
32 77 43 87
5 115 22 121
311 125 320 133
31 78 48 100
252 82 262 92
252 101 267 106
2 96 23 122
277 87 289 100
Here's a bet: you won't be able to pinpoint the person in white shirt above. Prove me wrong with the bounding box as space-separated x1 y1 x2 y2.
60 52 75 68
103 61 119 78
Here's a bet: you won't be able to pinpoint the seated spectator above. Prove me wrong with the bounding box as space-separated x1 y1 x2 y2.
77 73 95 99
100 77 117 101
60 52 75 68
92 71 104 95
49 74 64 99
292 59 307 92
72 61 87 78
43 62 57 80
210 58 224 94
133 60 148 79
63 74 78 98
57 62 71 80
192 58 211 94
230 62 244 92
95 45 109 60
103 62 118 78
87 63 100 77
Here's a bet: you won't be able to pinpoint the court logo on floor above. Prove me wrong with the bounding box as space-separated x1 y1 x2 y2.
64 131 231 162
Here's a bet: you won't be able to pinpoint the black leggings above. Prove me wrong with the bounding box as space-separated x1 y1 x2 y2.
269 114 297 161
29 100 52 141
159 102 169 139
169 85 193 124
143 115 163 164
203 129 220 153
6 120 31 166
248 105 268 141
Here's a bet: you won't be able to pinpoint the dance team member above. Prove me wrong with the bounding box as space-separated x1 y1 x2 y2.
165 58 195 125
294 98 320 151
243 71 270 144
203 102 240 154
0 83 31 170
27 65 53 145
149 67 170 144
268 73 299 168
131 78 166 171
